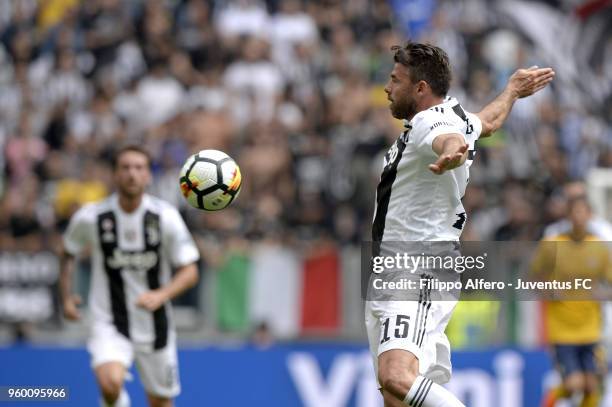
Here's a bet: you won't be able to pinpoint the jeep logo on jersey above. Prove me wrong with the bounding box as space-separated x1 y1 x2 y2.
107 248 159 271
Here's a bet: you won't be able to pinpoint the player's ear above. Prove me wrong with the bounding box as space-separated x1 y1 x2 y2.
415 80 429 95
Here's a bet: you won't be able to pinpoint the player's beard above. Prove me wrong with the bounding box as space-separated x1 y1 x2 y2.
390 96 417 120
118 182 144 200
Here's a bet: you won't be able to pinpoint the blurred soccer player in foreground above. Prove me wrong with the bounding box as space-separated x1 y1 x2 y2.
367 41 554 407
533 196 611 407
59 146 199 407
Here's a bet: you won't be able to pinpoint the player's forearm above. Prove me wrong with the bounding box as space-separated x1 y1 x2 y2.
59 253 75 301
476 88 518 137
160 263 199 301
440 136 466 159
433 134 468 163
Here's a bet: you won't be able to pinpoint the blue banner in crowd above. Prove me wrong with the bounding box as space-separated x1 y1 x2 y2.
388 0 437 39
1 343 611 406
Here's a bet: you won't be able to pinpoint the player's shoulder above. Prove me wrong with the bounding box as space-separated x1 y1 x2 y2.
71 197 113 223
542 233 602 242
413 106 452 125
144 195 183 220
145 194 177 212
409 111 453 140
411 99 463 131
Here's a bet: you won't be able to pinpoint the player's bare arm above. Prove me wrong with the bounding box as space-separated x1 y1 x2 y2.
477 66 555 137
59 249 82 321
136 263 199 312
429 133 469 174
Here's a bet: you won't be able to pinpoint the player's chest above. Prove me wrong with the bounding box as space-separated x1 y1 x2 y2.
96 212 158 252
553 246 606 278
116 218 146 250
381 135 419 175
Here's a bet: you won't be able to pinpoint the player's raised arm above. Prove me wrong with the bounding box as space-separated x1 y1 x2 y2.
477 66 555 137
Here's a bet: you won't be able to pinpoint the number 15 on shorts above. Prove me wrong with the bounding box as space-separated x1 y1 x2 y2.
380 315 410 344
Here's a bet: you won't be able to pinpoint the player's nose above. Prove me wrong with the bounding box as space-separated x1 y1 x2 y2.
127 167 139 179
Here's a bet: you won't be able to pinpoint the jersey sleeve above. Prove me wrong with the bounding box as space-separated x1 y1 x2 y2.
63 205 95 256
162 207 200 268
465 111 483 140
410 110 465 157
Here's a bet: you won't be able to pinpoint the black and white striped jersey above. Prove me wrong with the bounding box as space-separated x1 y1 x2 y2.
63 194 199 349
372 97 482 242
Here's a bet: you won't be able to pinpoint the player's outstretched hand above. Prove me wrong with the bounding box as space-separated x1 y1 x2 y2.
507 66 555 98
429 144 469 175
136 290 167 311
63 294 82 321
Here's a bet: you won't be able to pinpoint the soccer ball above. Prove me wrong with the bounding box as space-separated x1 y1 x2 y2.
179 149 242 211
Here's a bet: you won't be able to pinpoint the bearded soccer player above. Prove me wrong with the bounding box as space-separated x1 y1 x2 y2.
59 146 200 407
367 41 554 407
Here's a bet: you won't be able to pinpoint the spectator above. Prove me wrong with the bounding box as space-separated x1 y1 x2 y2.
223 35 284 126
215 0 270 44
136 59 184 128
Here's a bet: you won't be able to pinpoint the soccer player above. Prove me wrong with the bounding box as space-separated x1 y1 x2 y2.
534 196 610 407
59 145 200 407
367 41 554 407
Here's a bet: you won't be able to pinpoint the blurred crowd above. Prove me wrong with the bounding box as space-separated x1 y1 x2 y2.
0 0 610 341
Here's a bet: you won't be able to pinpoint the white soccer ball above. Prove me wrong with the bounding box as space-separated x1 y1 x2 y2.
179 149 242 211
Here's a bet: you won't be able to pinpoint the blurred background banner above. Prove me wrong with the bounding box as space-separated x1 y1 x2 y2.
1 344 611 407
0 251 59 324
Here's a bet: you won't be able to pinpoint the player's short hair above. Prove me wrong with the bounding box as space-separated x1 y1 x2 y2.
391 41 451 97
112 144 152 170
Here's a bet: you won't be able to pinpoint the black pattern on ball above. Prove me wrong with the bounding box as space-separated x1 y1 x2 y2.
184 154 238 210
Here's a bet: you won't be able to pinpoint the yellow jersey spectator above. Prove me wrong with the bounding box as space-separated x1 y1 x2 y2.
533 196 611 407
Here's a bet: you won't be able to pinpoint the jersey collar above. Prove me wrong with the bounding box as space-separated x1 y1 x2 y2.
112 193 149 216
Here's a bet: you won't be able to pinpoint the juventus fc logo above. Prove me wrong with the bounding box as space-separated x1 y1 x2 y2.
101 218 115 243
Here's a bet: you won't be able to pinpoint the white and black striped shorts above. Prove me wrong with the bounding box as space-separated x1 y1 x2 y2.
365 291 458 387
